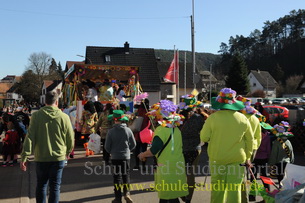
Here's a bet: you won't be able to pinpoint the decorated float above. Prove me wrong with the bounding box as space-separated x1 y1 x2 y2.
63 64 140 105
62 63 141 143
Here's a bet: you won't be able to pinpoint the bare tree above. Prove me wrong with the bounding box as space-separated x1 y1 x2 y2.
26 52 52 89
284 75 303 94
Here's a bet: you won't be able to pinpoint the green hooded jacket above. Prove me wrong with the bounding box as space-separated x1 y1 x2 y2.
21 106 74 162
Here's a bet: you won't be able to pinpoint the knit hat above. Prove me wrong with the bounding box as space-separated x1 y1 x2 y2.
179 94 202 110
107 110 129 122
211 88 244 110
271 121 294 137
147 99 184 128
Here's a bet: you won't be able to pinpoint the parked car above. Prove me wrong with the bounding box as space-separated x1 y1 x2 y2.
248 97 264 105
281 105 304 110
263 98 272 104
263 105 289 124
271 99 288 104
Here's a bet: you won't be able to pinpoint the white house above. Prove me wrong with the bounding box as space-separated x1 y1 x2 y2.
0 75 22 106
6 84 23 102
248 70 277 98
40 80 63 105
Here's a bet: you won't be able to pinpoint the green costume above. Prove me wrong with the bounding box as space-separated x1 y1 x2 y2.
153 126 188 200
245 114 261 151
200 110 254 203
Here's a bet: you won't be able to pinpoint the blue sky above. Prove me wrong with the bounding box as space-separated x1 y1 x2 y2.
0 0 304 79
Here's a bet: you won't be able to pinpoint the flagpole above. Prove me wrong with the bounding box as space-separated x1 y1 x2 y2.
173 46 176 104
177 49 179 104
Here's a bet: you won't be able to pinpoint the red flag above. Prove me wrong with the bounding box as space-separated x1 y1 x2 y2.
164 50 179 83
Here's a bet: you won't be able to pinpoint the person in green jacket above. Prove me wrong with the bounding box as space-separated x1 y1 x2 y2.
138 100 188 203
200 88 254 203
20 91 74 203
236 95 262 202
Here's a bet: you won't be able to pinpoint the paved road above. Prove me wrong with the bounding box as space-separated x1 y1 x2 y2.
1 144 304 203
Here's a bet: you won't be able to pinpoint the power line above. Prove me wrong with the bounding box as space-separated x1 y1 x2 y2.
0 8 189 20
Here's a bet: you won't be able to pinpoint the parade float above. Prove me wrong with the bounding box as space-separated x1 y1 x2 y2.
62 63 141 143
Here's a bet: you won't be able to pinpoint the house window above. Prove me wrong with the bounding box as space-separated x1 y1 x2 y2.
253 83 256 87
105 55 111 62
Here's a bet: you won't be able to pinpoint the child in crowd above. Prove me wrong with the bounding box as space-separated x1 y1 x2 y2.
80 101 98 157
105 110 136 203
2 121 20 167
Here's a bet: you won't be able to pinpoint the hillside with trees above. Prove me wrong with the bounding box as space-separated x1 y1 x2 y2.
217 9 305 85
154 49 221 72
156 9 305 96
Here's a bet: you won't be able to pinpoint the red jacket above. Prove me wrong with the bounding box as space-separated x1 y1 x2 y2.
3 130 19 144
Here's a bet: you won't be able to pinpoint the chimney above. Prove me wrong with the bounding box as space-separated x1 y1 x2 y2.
124 41 129 54
257 69 260 73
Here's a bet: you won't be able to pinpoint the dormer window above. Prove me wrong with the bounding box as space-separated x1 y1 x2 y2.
105 55 111 62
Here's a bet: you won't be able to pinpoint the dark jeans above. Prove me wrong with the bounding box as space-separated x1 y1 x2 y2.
134 141 148 167
101 138 110 163
36 161 65 203
275 162 287 186
112 159 131 199
183 150 201 202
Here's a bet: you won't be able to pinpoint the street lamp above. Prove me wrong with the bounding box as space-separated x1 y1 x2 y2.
76 54 92 64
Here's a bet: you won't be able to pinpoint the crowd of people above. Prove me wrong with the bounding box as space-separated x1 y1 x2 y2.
0 87 297 203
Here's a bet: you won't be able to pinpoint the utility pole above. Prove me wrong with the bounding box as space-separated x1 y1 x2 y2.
209 64 212 102
184 52 187 95
191 0 196 89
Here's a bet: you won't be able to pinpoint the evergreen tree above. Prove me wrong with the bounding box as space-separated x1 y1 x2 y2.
47 58 62 80
57 62 64 80
225 53 250 95
49 58 57 75
271 63 284 83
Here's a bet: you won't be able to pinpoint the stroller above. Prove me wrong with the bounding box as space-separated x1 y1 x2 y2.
249 163 305 203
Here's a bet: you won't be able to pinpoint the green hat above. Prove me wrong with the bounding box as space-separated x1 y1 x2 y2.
107 110 129 122
271 121 294 137
211 88 244 111
260 122 273 130
179 94 202 110
255 113 273 130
